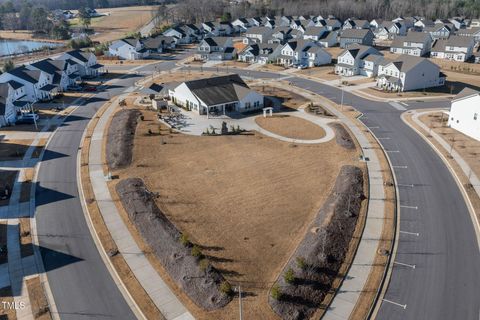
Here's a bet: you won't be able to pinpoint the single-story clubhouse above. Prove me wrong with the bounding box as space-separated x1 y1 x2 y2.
169 75 264 116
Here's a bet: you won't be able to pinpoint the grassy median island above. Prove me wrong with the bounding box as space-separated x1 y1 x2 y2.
106 103 365 319
255 115 326 140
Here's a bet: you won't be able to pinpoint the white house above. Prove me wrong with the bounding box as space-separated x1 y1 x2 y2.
335 44 381 76
196 37 234 61
303 26 328 41
431 36 475 62
169 74 264 116
305 46 332 67
238 43 282 64
376 55 445 91
27 59 78 92
0 66 51 102
318 30 339 47
448 88 480 141
374 21 407 40
423 24 451 40
0 83 17 126
457 27 480 43
232 18 250 32
57 50 102 77
390 31 433 56
108 38 149 60
276 40 314 66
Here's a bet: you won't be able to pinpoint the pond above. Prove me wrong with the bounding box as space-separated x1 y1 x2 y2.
0 39 62 57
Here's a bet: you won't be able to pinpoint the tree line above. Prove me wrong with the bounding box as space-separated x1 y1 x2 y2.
0 0 159 10
156 0 480 25
0 1 71 39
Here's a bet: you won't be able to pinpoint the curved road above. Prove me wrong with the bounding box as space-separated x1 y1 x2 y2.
35 58 181 319
34 58 480 320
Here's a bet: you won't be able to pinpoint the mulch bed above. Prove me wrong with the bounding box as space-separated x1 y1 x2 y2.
116 178 232 310
106 109 141 170
269 165 365 320
330 123 355 150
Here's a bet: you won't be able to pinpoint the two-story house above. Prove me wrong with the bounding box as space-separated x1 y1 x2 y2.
244 26 274 43
108 38 149 60
196 37 234 61
335 44 381 76
339 29 375 48
423 24 451 40
376 55 445 91
390 31 433 56
303 26 328 41
238 43 282 64
431 36 475 61
57 50 102 77
276 40 313 66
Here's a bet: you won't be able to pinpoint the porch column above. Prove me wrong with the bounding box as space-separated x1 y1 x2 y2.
223 104 225 115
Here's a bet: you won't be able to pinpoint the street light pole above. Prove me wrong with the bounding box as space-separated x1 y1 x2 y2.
340 87 344 111
238 285 242 320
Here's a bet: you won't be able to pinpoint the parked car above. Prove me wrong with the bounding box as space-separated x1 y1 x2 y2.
84 86 97 92
297 64 307 69
16 113 39 124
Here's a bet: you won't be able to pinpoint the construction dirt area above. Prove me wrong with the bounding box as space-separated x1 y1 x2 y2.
103 95 366 319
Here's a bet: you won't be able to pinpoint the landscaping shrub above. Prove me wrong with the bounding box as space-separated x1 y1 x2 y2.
191 245 202 258
271 284 282 300
220 281 232 296
296 256 307 270
179 233 190 247
284 268 295 284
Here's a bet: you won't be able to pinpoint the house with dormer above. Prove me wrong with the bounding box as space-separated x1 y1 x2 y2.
0 66 51 102
108 38 149 60
27 59 78 92
335 44 381 76
196 37 234 61
238 43 282 64
276 40 313 66
57 50 102 77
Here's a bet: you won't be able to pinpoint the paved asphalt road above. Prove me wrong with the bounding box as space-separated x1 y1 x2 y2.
197 66 480 319
34 55 480 320
35 56 182 320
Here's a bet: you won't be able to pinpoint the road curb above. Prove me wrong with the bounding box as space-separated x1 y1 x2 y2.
76 94 147 320
401 111 480 251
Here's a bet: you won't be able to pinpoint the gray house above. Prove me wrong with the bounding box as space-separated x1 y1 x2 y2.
339 29 374 48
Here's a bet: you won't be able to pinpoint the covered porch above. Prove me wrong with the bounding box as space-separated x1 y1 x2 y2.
202 101 239 118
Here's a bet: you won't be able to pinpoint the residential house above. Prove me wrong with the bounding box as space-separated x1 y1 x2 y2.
423 24 451 40
276 40 313 66
335 44 381 76
362 54 387 77
303 26 328 41
57 50 102 77
238 43 282 64
370 19 384 29
163 26 192 44
196 37 235 61
318 31 339 47
414 19 435 31
374 21 407 40
343 19 370 30
0 82 30 126
108 38 149 60
270 26 293 44
448 88 480 141
376 55 445 91
27 59 78 92
325 19 342 31
470 19 480 28
232 18 250 32
215 22 234 35
457 27 480 43
143 35 176 53
339 29 374 48
244 27 274 43
0 66 51 102
169 74 264 115
390 31 433 56
431 36 475 61
305 45 332 67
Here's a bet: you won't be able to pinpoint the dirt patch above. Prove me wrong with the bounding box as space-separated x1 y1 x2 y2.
116 178 232 310
0 286 16 320
106 109 141 170
0 170 17 207
26 277 51 320
19 168 34 203
296 66 339 81
255 115 326 140
329 123 355 150
19 218 34 258
269 165 364 319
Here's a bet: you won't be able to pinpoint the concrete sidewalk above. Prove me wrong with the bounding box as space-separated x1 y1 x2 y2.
87 93 194 320
281 86 388 320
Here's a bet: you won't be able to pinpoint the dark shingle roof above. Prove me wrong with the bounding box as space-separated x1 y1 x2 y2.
184 74 249 106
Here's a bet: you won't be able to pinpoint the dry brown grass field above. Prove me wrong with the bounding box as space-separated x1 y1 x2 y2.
255 115 326 140
109 105 361 319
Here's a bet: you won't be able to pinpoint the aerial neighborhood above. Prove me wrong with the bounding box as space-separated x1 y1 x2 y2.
1 2 480 320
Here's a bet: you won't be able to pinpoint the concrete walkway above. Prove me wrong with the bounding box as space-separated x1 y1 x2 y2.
88 94 194 320
279 86 388 320
166 102 336 144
